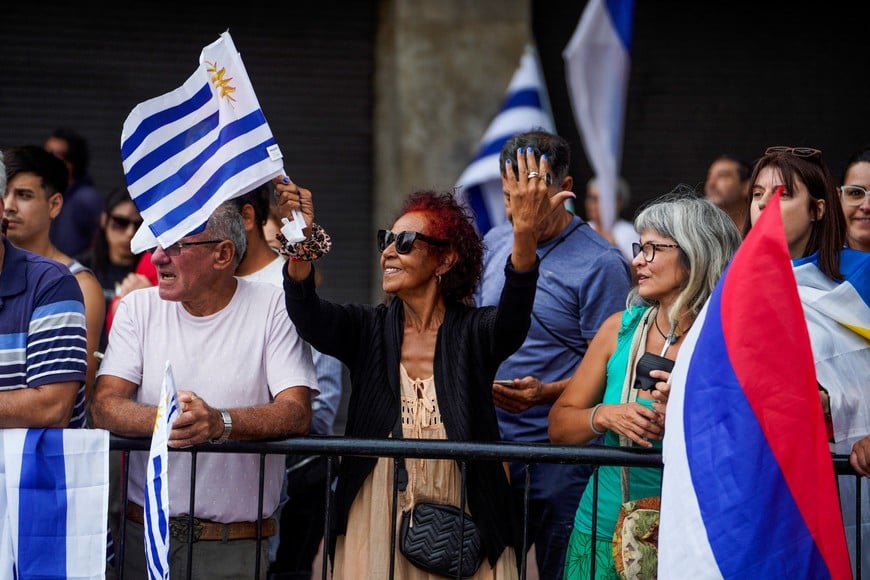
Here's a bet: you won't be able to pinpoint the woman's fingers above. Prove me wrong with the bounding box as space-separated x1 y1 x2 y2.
273 176 315 227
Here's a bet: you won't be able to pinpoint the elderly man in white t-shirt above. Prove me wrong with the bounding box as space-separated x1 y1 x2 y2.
91 201 317 579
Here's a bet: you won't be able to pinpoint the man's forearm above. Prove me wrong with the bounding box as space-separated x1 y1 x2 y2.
0 383 78 428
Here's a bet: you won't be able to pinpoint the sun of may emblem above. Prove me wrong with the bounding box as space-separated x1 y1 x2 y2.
205 60 237 102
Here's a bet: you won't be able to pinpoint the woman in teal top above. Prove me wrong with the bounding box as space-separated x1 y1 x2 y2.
549 190 741 579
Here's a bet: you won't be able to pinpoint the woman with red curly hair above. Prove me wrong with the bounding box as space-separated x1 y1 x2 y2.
275 146 572 579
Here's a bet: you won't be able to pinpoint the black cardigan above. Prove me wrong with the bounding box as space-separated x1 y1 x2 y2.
283 257 539 566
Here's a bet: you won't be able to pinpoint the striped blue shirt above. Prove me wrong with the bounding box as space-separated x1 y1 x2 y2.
0 239 88 427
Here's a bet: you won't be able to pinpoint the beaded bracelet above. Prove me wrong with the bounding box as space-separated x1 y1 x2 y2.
276 222 332 261
589 403 606 435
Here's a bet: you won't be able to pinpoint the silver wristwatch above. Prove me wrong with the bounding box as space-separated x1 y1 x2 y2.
209 408 232 444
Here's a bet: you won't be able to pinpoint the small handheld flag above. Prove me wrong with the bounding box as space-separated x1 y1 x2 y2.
121 31 286 253
144 361 181 580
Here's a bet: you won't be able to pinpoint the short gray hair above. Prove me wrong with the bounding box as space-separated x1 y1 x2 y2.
0 153 6 195
627 186 740 322
208 202 248 269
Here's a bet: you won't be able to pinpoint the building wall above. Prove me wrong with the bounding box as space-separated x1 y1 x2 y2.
534 2 870 220
372 0 529 301
0 1 377 305
2 2 867 308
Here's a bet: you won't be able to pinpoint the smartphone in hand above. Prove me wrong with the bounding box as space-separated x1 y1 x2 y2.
494 379 514 386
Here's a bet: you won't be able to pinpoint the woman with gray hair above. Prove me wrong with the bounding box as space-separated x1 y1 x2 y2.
548 188 741 578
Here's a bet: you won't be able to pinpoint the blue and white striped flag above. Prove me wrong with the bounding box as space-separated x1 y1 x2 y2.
0 428 109 580
144 361 180 580
794 248 870 576
563 0 634 231
122 30 285 254
455 43 555 235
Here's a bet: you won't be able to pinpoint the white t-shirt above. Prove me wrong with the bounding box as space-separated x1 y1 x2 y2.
239 256 344 436
241 254 286 286
98 277 318 522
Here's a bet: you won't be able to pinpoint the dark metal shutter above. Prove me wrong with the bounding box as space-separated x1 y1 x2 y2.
0 1 376 305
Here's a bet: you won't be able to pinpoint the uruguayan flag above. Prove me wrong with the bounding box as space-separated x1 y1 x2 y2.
563 0 634 231
144 361 180 580
454 43 554 235
122 30 285 253
0 428 109 580
794 247 870 576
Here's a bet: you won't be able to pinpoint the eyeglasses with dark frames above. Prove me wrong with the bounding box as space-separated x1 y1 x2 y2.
839 185 870 207
632 241 680 263
377 229 448 255
764 146 822 159
160 239 224 257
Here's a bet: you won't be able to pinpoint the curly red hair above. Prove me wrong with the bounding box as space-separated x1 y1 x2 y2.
394 190 483 305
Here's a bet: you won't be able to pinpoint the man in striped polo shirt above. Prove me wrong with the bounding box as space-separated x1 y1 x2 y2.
0 153 88 428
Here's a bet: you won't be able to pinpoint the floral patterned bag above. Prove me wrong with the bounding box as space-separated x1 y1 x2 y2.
611 476 661 580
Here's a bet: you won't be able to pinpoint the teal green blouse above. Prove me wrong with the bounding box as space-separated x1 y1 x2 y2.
573 305 664 539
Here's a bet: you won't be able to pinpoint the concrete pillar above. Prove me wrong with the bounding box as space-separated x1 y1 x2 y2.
372 0 530 300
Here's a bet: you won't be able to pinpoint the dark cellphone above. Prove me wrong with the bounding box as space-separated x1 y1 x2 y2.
634 352 674 391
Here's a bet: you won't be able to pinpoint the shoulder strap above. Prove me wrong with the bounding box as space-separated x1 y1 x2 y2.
619 307 660 503
531 311 584 356
392 411 409 492
621 465 631 503
531 220 587 356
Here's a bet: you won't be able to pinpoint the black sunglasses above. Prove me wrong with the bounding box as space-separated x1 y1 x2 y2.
764 146 822 159
108 214 144 231
377 229 448 254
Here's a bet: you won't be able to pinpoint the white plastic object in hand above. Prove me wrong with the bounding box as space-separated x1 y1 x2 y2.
280 211 307 243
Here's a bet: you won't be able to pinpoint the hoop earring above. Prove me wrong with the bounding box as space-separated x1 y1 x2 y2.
435 273 442 284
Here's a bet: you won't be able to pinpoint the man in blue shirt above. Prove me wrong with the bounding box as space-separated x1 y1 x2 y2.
476 130 632 579
0 153 88 428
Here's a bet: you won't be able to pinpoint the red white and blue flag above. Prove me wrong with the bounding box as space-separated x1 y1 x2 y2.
658 192 852 579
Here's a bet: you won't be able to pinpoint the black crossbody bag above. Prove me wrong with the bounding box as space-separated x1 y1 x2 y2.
393 417 483 578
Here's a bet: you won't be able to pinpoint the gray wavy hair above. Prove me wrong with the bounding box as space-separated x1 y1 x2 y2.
627 186 741 324
209 201 248 269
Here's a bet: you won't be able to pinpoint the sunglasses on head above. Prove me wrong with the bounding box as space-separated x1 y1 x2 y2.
764 146 822 159
377 229 448 254
108 214 144 231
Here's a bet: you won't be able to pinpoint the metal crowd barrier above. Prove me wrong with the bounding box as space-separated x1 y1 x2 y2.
109 435 863 580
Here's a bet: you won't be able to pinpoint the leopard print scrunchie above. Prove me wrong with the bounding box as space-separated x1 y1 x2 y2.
275 222 332 261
